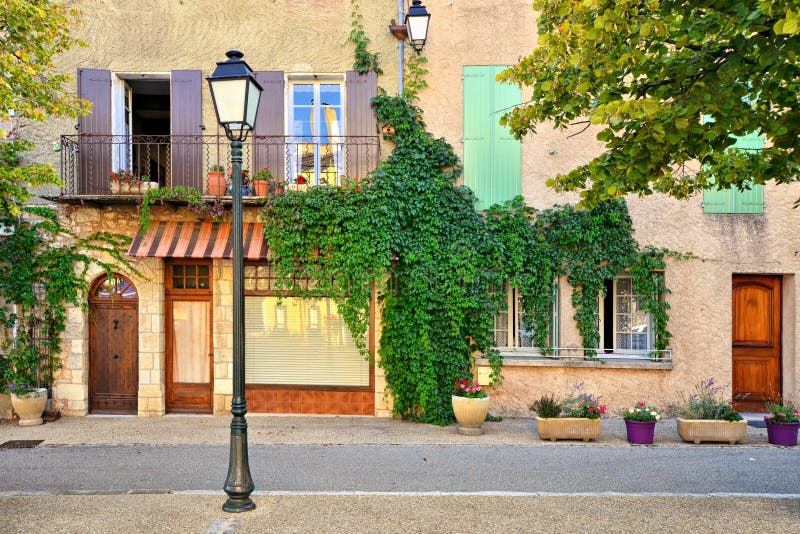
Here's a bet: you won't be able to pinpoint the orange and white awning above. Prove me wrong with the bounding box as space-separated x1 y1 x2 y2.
127 221 268 259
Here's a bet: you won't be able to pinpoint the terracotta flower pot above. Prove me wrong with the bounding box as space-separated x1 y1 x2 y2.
253 180 269 196
10 388 48 427
452 395 490 436
208 171 227 196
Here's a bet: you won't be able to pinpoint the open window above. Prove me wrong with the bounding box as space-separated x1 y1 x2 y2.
599 275 655 356
111 74 171 185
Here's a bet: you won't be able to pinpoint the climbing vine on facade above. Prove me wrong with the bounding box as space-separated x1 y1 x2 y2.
0 206 133 391
261 94 674 425
485 198 674 356
347 1 382 75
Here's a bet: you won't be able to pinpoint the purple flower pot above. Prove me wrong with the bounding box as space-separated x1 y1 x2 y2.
766 421 799 446
625 419 656 444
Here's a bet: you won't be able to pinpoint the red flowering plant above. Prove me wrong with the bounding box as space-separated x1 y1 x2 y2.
764 400 800 424
296 175 307 184
561 382 606 419
109 169 139 185
453 378 487 399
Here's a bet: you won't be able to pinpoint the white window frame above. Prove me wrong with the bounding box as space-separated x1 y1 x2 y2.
493 283 558 354
287 76 345 185
598 275 655 357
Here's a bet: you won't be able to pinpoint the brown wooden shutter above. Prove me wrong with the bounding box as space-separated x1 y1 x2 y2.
253 71 285 182
78 68 112 194
171 70 203 189
345 70 378 179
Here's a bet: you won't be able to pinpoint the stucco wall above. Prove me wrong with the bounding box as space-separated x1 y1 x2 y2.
418 1 800 414
24 0 800 416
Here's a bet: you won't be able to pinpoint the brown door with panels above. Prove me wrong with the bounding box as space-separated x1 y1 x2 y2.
165 260 213 413
89 275 139 414
732 275 781 412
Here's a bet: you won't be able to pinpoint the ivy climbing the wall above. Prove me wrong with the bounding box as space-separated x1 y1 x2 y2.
0 206 133 392
485 198 674 356
263 92 504 424
261 94 675 425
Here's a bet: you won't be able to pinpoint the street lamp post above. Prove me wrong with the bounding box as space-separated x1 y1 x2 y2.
207 49 263 513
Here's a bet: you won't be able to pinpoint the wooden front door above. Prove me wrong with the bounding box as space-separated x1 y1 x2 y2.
89 275 138 414
165 260 213 413
732 275 781 412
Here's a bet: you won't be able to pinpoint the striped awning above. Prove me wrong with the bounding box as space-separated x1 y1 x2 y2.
127 221 268 259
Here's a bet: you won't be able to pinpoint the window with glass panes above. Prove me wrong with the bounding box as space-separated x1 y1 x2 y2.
493 284 557 350
288 79 344 186
600 275 654 353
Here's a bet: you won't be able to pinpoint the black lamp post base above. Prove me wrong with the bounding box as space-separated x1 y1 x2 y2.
222 496 256 513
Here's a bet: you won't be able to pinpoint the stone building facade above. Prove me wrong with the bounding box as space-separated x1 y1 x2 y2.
20 0 800 418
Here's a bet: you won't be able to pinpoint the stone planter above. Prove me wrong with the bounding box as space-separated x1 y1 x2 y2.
452 395 490 436
536 416 601 442
0 392 12 420
10 388 48 426
676 418 747 444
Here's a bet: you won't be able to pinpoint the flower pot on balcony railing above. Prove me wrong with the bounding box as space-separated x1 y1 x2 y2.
109 170 157 195
208 165 227 196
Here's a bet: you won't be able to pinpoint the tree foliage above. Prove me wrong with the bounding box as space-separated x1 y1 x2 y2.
0 206 133 392
499 0 800 207
0 0 89 124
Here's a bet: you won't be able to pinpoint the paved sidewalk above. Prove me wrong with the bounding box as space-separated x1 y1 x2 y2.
0 413 771 447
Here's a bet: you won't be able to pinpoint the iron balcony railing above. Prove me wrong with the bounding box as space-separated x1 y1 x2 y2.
59 134 381 196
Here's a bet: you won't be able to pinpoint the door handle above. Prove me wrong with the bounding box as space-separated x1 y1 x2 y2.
112 353 119 360
113 319 119 330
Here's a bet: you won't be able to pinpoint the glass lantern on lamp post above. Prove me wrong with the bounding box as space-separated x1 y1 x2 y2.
207 49 263 513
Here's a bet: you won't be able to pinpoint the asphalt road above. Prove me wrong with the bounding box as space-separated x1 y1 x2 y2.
2 444 799 496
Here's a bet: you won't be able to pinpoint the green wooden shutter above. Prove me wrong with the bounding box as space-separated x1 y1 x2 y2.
731 131 765 214
703 120 765 214
463 67 492 209
490 65 522 207
463 66 521 210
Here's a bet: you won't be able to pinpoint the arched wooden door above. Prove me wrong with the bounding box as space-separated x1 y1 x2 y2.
732 275 781 412
89 275 139 414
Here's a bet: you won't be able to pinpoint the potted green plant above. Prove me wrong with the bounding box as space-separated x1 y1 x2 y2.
529 382 605 442
624 402 661 444
763 400 799 446
6 339 56 427
252 167 274 196
208 164 227 196
676 378 746 444
452 378 489 435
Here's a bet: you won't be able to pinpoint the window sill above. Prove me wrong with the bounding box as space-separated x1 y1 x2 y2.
476 356 672 371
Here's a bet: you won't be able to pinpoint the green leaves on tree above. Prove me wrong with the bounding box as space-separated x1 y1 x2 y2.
498 0 800 207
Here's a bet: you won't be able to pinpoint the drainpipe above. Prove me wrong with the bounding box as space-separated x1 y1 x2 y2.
398 0 404 95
